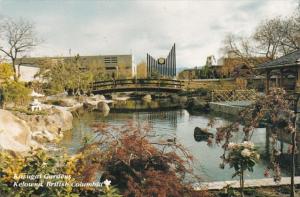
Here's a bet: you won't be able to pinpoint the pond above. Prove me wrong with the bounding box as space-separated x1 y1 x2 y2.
60 109 295 181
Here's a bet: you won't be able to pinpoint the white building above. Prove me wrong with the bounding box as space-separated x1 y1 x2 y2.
15 64 40 82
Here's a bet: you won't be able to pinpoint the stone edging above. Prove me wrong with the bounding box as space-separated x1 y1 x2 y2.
194 177 300 190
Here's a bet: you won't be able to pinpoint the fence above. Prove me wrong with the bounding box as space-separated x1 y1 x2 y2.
211 89 257 102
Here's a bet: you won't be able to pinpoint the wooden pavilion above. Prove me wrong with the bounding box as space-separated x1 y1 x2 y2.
256 49 300 94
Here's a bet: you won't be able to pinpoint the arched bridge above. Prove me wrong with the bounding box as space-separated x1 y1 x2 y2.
92 78 184 94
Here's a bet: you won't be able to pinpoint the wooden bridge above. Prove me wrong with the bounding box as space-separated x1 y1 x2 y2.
91 78 183 94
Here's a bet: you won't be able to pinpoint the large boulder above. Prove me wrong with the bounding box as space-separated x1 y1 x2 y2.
44 96 82 112
187 97 210 112
97 102 110 112
51 107 73 132
46 92 68 101
15 107 73 135
170 94 180 103
0 107 73 152
83 95 106 110
194 127 214 142
170 95 187 107
31 130 56 143
59 98 78 107
91 95 106 101
0 110 33 152
46 97 78 107
179 96 188 105
83 99 99 110
143 94 152 102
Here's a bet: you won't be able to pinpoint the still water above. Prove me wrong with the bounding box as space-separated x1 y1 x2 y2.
61 109 292 181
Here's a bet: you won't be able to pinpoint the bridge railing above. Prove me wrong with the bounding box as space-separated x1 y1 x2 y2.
92 78 184 91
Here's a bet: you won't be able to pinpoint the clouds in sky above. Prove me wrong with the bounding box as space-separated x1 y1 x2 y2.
0 0 298 67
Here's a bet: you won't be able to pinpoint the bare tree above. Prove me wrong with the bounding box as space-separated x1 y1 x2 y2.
253 17 285 59
220 34 262 77
222 34 257 64
0 18 40 81
253 15 300 59
283 6 300 50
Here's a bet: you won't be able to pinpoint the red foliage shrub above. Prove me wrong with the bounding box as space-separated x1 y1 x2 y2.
79 122 208 197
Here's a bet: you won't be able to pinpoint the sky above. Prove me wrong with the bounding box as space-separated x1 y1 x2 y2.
0 0 299 68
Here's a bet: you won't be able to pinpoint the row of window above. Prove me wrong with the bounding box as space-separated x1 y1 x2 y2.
104 56 118 64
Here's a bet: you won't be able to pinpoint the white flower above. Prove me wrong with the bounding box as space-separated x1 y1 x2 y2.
256 153 260 160
241 148 251 157
242 141 254 149
103 179 111 189
227 142 236 150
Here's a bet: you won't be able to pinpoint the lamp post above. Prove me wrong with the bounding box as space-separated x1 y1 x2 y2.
291 92 299 197
291 61 300 197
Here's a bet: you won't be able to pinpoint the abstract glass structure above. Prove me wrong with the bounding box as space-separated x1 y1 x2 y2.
147 43 176 77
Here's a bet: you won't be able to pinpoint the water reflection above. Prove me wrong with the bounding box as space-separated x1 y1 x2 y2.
146 110 184 129
61 109 299 181
265 126 300 176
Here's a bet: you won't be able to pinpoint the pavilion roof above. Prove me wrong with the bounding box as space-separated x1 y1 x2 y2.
256 49 300 70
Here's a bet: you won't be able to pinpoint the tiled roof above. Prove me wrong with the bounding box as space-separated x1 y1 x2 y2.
256 49 300 69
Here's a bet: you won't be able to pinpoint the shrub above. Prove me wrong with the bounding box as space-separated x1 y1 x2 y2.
222 141 259 197
0 149 121 197
0 123 209 197
195 88 209 96
1 80 31 106
79 122 207 197
0 63 13 80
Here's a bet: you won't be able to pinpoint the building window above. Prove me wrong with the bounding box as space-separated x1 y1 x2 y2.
106 66 117 70
104 56 118 64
